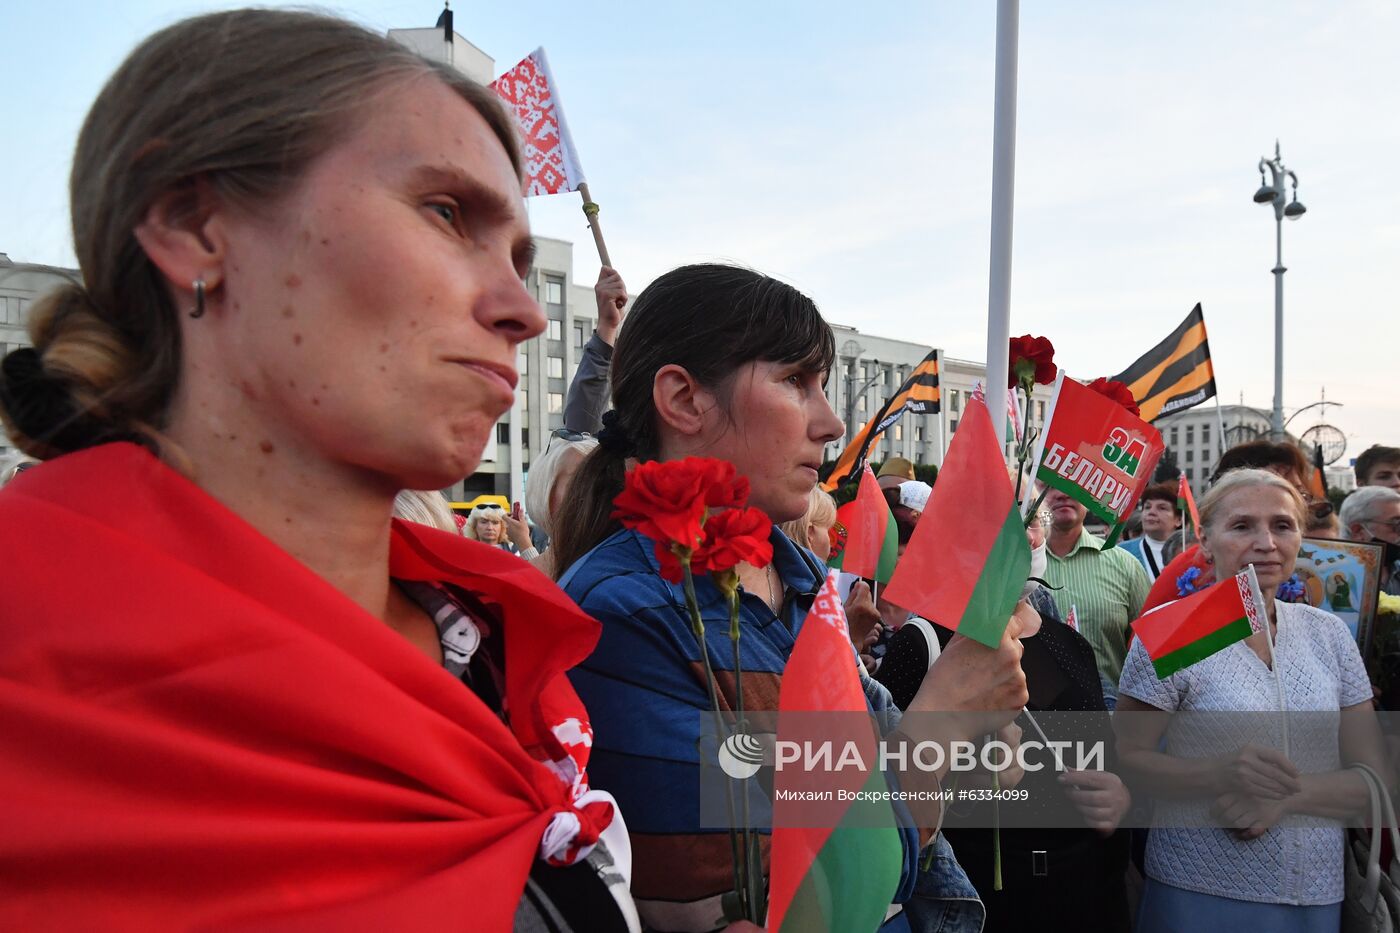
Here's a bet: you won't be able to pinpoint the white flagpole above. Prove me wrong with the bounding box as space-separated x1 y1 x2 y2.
1246 565 1289 757
983 0 1020 450
1212 393 1229 460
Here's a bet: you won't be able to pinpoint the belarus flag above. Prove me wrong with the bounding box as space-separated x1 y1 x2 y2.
768 574 904 932
1132 566 1267 678
490 48 587 198
828 465 898 583
884 398 1030 648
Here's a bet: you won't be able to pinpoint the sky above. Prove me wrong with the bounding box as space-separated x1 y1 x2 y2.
3 1 1397 461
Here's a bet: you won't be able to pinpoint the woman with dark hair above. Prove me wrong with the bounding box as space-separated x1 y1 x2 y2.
0 10 653 930
553 263 1029 932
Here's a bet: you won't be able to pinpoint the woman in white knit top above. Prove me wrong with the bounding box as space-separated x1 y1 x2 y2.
1117 468 1389 933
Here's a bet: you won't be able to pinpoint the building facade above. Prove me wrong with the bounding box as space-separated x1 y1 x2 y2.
1153 403 1301 488
0 242 608 503
824 324 1012 470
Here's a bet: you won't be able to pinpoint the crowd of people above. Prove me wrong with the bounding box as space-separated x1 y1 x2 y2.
0 9 1396 932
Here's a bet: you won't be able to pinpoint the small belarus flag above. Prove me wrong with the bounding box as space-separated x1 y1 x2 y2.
490 48 588 198
884 398 1031 648
1176 471 1201 541
768 574 904 933
828 466 898 583
1132 565 1267 678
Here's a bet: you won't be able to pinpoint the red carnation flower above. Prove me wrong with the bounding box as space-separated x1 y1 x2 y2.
1086 377 1141 417
611 458 713 551
701 459 750 509
696 507 773 575
1008 335 1057 388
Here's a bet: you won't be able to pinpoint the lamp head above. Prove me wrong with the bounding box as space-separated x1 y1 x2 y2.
1254 184 1280 204
1284 199 1307 219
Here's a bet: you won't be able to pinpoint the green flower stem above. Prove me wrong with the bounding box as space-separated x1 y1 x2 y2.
1022 486 1050 531
1012 382 1036 507
681 561 749 920
727 588 761 923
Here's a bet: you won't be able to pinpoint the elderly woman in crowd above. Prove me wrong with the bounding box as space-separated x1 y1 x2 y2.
0 10 678 930
1116 468 1388 933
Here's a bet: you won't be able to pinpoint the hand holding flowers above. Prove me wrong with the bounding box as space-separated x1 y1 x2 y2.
611 456 773 923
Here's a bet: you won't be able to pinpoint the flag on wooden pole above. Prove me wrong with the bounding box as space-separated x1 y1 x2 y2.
1177 471 1201 541
884 398 1030 648
1112 304 1218 422
822 351 940 491
490 49 587 198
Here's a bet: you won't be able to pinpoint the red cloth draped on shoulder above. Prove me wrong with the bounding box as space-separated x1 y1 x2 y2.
0 443 607 931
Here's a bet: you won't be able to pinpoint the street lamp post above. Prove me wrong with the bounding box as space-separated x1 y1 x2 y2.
1252 141 1307 440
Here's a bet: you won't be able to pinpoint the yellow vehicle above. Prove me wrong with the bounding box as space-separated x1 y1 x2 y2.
449 494 510 516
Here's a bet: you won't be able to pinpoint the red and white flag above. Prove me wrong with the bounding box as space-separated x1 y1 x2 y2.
490 48 587 197
1065 604 1079 632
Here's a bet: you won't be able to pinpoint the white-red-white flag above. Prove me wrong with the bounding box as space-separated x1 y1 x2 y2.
490 48 587 198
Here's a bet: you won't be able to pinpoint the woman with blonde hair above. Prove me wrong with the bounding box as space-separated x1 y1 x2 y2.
1116 468 1388 933
777 484 838 560
0 10 654 931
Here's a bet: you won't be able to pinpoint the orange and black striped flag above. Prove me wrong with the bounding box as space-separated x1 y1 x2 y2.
1112 304 1217 423
822 350 940 491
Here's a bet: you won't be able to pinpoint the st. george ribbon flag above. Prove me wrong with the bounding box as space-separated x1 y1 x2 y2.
822 350 940 491
1111 303 1217 422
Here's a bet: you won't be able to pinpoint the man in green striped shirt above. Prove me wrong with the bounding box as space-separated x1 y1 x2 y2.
1042 487 1151 698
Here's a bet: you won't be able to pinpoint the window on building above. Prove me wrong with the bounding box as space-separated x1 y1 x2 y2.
915 426 924 441
548 320 562 341
1186 426 1195 445
544 277 564 306
859 395 867 413
519 353 528 375
950 418 959 433
1170 429 1179 447
548 357 563 379
574 323 586 349
1202 424 1211 446
1186 450 1194 462
496 424 508 444
522 428 530 450
520 389 529 410
893 424 903 441
950 389 962 413
548 392 563 414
